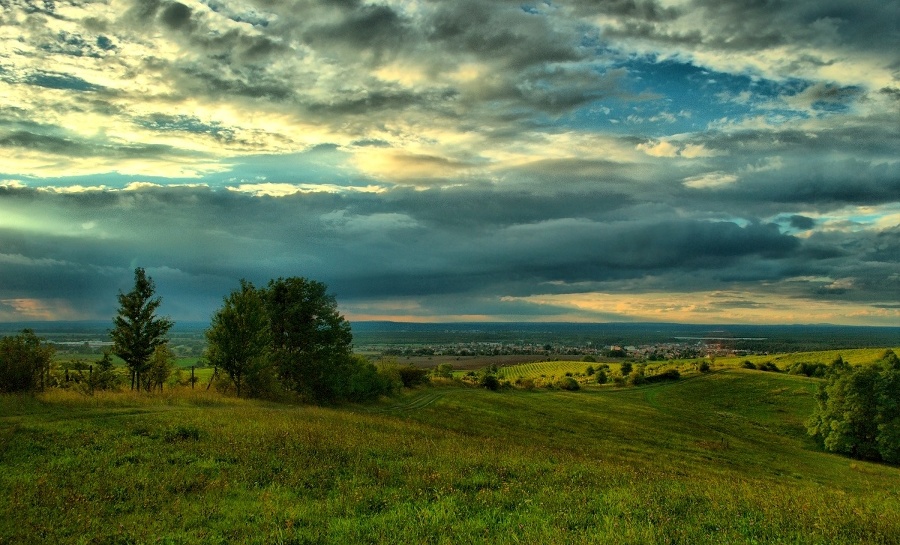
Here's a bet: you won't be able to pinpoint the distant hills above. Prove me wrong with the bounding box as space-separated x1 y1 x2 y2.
2 321 898 352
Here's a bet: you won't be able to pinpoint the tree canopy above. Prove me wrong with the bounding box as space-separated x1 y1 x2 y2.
807 350 900 464
0 329 53 393
205 280 271 398
205 276 389 403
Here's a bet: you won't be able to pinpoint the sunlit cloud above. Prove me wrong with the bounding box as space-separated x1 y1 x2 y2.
683 172 739 189
502 290 900 326
0 0 896 324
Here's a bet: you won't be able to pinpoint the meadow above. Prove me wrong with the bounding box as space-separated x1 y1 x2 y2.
2 355 900 544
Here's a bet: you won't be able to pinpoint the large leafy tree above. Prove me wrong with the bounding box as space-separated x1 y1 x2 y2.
205 280 271 397
0 329 54 393
110 267 174 391
807 350 900 463
265 277 353 402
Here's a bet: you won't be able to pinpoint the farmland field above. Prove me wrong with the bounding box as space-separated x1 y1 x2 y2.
2 362 900 544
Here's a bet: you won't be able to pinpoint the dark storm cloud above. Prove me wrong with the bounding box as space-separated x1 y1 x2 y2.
426 0 585 70
302 3 411 61
0 184 858 309
790 215 816 230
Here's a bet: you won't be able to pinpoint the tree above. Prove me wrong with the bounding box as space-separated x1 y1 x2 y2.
807 350 900 463
146 344 176 392
205 280 271 397
264 277 353 402
0 329 53 393
88 350 121 391
110 267 174 390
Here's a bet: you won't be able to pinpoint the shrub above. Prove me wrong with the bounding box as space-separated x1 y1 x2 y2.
347 356 394 401
585 365 596 376
479 374 500 391
698 361 711 373
620 361 633 375
627 367 646 386
595 370 608 384
556 376 580 391
789 361 828 378
433 363 454 379
742 360 757 370
397 366 430 388
644 369 681 384
517 377 536 390
583 355 597 363
758 361 780 372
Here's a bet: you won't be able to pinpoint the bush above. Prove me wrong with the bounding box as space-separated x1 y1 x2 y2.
757 361 780 372
433 363 454 379
479 374 500 391
583 355 597 363
595 370 608 384
397 365 430 388
788 361 828 378
347 356 394 401
742 360 757 370
698 361 711 373
627 366 646 386
644 369 681 384
516 377 536 390
556 376 580 391
585 365 595 376
620 361 633 375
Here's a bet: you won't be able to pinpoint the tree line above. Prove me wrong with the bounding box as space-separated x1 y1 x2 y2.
1 269 898 465
0 268 398 402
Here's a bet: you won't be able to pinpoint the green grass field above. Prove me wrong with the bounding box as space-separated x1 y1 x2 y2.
2 364 899 543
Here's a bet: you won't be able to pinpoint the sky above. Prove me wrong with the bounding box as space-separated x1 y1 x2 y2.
0 0 898 326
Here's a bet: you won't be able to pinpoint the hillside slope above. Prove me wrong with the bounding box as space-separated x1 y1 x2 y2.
1 370 898 544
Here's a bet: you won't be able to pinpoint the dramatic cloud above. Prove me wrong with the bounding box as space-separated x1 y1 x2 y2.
0 0 897 325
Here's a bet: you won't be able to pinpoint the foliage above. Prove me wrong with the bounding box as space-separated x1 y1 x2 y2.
479 373 500 391
585 365 595 376
0 329 53 393
788 361 829 378
265 277 353 403
620 361 633 375
205 280 271 397
205 277 375 403
110 268 174 391
627 366 647 386
807 350 900 463
698 360 711 373
742 360 756 370
555 376 580 391
146 344 176 392
595 370 608 384
396 365 430 388
757 361 780 372
644 369 681 384
346 355 394 401
432 363 454 379
88 351 122 391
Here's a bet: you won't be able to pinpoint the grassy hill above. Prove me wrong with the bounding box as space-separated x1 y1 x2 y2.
2 368 899 544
